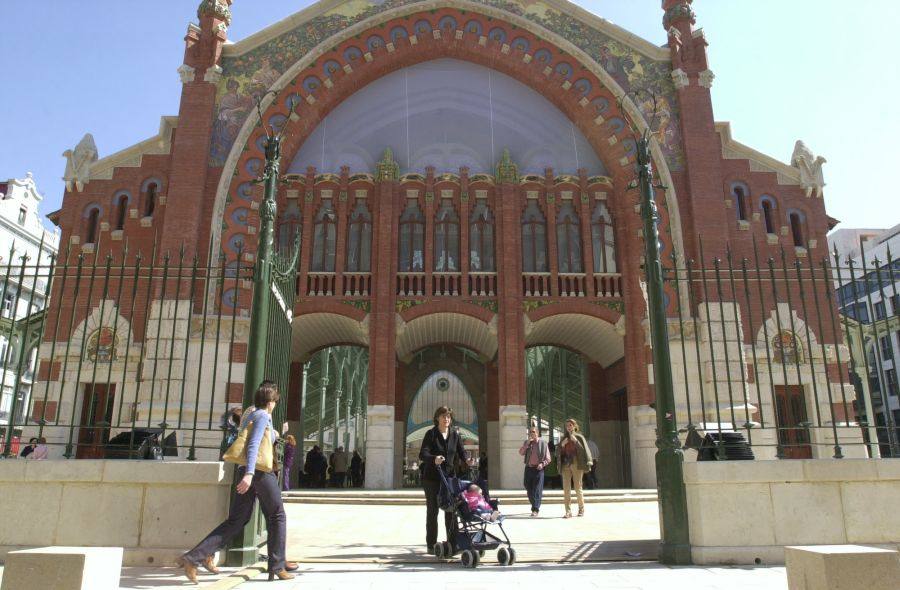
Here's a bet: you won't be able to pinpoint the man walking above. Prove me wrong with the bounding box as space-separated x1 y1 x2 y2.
519 426 551 517
331 446 349 487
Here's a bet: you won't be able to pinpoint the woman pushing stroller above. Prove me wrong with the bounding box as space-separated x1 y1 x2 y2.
418 406 468 555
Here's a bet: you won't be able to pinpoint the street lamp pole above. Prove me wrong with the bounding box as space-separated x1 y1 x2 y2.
627 91 692 565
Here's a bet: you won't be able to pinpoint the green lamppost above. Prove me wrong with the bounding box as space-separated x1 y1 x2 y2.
227 92 292 567
623 90 691 565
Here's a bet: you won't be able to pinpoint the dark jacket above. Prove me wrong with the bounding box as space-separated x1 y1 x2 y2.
418 426 467 482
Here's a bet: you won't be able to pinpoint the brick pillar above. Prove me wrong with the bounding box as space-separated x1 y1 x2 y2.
365 175 399 488
544 169 560 296
663 0 729 256
495 181 528 488
161 10 230 258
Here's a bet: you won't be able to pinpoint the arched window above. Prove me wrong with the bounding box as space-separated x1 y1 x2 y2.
469 200 495 272
144 182 158 217
521 201 548 273
760 196 777 234
277 202 301 253
84 206 101 244
434 200 459 272
789 211 806 248
591 202 617 273
311 199 337 271
346 201 372 272
114 193 129 231
731 183 749 222
556 202 583 273
399 200 425 272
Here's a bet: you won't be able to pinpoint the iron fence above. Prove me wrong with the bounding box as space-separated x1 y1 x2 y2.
0 245 258 461
664 239 900 461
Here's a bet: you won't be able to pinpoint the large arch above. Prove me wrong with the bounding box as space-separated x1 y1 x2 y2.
210 1 686 271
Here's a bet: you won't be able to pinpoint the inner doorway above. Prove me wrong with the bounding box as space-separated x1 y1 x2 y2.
297 346 369 488
401 346 486 488
774 385 812 459
76 383 115 459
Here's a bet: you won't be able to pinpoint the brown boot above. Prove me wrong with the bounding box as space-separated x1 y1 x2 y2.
176 557 199 584
202 555 220 574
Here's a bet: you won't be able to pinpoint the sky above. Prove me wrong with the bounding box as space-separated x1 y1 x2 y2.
1 0 897 231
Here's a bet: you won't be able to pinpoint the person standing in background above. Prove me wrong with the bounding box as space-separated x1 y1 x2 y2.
518 426 551 517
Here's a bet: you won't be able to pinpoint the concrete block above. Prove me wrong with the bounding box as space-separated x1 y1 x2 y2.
771 483 846 545
785 545 900 590
139 484 229 548
0 483 62 545
802 459 878 482
0 546 122 590
56 484 142 547
0 460 27 482
841 482 900 543
687 482 775 547
25 460 104 483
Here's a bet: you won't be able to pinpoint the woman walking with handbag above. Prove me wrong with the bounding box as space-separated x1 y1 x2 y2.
557 418 593 519
178 380 297 583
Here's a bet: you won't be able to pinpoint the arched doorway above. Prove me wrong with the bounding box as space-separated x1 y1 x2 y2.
404 366 480 487
294 345 369 489
399 345 487 487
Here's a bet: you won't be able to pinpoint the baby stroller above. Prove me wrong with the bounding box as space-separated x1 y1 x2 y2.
435 468 516 568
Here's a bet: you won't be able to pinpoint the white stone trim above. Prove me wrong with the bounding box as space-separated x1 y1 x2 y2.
717 122 802 186
698 69 715 89
177 64 196 84
671 68 689 89
203 65 224 84
88 117 178 182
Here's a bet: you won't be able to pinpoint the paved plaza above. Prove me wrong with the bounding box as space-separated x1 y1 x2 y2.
0 497 791 588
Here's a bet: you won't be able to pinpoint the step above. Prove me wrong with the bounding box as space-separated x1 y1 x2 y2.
283 488 657 505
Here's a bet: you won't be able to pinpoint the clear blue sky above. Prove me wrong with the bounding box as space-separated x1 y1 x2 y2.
1 0 897 230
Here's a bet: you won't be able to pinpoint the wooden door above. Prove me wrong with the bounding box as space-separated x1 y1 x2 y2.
774 386 812 459
76 383 115 459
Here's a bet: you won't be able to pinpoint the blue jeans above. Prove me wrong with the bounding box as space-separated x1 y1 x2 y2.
523 466 545 512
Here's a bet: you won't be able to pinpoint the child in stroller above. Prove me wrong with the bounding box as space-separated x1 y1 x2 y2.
461 483 501 522
435 470 516 568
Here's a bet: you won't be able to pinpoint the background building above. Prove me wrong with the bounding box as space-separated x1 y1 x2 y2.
0 173 59 437
830 224 900 456
10 0 866 489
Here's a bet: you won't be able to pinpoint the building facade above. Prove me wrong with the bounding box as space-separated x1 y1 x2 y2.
0 173 59 436
830 225 900 456
27 0 862 488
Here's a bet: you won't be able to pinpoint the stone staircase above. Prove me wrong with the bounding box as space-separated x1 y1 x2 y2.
283 488 657 505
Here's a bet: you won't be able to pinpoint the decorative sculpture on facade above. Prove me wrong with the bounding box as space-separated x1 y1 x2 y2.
791 140 826 198
62 133 98 193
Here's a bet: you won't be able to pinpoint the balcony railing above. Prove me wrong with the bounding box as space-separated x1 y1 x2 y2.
523 273 551 297
342 273 371 297
432 273 461 297
594 273 623 298
468 272 496 297
397 272 426 297
558 273 586 297
306 272 336 296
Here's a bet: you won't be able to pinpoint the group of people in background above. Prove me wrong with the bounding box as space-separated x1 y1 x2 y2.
301 444 365 488
520 418 595 518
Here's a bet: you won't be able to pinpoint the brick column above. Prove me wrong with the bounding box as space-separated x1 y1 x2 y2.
365 174 399 488
161 12 229 258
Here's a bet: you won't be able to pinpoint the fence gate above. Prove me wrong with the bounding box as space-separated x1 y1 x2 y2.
228 130 300 566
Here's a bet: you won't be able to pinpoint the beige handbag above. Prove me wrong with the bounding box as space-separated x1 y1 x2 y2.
222 419 274 473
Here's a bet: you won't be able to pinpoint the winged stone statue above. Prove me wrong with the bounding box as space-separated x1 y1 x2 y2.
790 140 826 199
63 133 99 192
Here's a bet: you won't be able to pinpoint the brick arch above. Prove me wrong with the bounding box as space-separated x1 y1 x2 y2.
291 311 369 362
399 300 494 324
527 299 622 326
396 311 497 362
211 3 685 270
525 312 624 367
294 299 368 323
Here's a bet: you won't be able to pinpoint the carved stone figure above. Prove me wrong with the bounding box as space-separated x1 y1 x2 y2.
791 140 826 198
62 133 98 192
